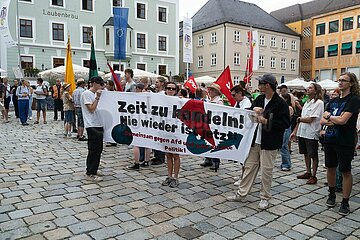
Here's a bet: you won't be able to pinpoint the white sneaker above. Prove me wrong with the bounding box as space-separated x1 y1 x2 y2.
227 192 245 202
67 132 72 137
258 199 269 209
85 174 103 182
234 180 241 186
233 176 240 180
96 170 104 176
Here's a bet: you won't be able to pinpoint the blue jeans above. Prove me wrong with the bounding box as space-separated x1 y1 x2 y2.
18 99 29 124
280 127 291 169
28 96 33 118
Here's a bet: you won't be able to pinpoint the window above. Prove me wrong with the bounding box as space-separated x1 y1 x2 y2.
234 52 240 65
51 0 63 6
52 23 64 41
158 7 167 23
234 31 240 42
19 0 32 1
259 55 264 68
358 16 360 28
281 39 286 49
341 42 352 55
82 26 92 44
21 56 33 70
106 28 110 45
327 44 338 57
316 23 325 35
315 46 325 58
20 19 32 38
82 0 93 11
329 20 339 33
270 57 276 68
211 53 217 66
270 36 276 47
259 35 265 46
53 58 64 68
198 56 204 68
113 0 122 7
158 36 167 51
137 3 146 19
198 35 204 46
158 65 166 75
290 59 296 71
137 63 146 71
211 32 217 44
291 40 296 50
281 58 286 69
137 33 146 49
233 76 240 85
343 17 353 31
83 60 90 68
356 41 360 54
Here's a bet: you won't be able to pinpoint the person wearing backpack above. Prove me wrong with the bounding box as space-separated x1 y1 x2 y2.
321 72 360 216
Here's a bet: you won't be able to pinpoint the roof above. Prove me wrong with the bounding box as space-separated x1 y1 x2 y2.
271 0 360 24
190 0 298 36
103 17 133 29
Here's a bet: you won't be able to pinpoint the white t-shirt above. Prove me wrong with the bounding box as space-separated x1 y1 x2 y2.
255 98 270 144
297 99 324 140
35 85 47 100
80 90 102 128
237 96 252 109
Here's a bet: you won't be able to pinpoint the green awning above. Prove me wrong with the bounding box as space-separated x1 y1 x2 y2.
327 45 338 52
356 41 360 49
341 42 352 50
343 17 353 22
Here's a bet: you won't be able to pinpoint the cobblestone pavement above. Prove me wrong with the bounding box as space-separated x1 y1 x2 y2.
1 112 360 240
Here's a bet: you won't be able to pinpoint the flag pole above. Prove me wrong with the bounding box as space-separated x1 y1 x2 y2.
16 0 22 81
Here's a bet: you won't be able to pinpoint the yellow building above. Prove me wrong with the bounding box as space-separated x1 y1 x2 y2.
271 0 360 80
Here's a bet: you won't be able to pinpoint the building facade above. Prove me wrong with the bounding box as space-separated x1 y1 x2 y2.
1 0 179 80
271 0 360 80
179 0 300 89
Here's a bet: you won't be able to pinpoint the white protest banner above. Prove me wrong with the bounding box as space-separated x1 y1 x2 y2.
183 17 193 63
0 0 16 48
98 92 258 163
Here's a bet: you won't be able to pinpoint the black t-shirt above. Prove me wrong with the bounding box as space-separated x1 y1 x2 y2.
324 94 360 147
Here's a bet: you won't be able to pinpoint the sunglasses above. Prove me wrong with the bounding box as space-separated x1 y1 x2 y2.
100 83 105 86
166 87 176 91
337 79 350 83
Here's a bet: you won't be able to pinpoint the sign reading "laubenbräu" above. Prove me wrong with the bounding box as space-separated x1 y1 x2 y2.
42 9 79 19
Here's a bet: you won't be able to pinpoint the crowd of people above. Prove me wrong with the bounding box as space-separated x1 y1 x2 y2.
0 70 359 215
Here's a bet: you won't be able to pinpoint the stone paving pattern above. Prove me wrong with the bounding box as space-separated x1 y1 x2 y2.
0 113 360 239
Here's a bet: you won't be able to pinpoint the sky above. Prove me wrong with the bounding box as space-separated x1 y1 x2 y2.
179 0 311 19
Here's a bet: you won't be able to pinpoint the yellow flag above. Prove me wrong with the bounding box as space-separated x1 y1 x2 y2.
65 35 75 95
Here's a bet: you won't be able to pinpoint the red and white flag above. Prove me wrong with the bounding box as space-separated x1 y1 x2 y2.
214 66 235 106
184 76 197 93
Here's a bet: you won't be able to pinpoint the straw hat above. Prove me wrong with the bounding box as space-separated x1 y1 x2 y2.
63 83 71 90
208 83 221 95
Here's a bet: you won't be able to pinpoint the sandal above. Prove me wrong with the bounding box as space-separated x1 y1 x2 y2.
34 121 39 124
306 176 317 185
44 121 47 124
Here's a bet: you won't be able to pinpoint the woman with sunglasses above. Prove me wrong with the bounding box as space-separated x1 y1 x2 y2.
321 72 360 216
162 82 181 188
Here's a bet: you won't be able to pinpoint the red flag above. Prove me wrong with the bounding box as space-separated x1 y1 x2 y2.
107 63 123 91
243 31 253 83
214 66 236 106
184 76 197 93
